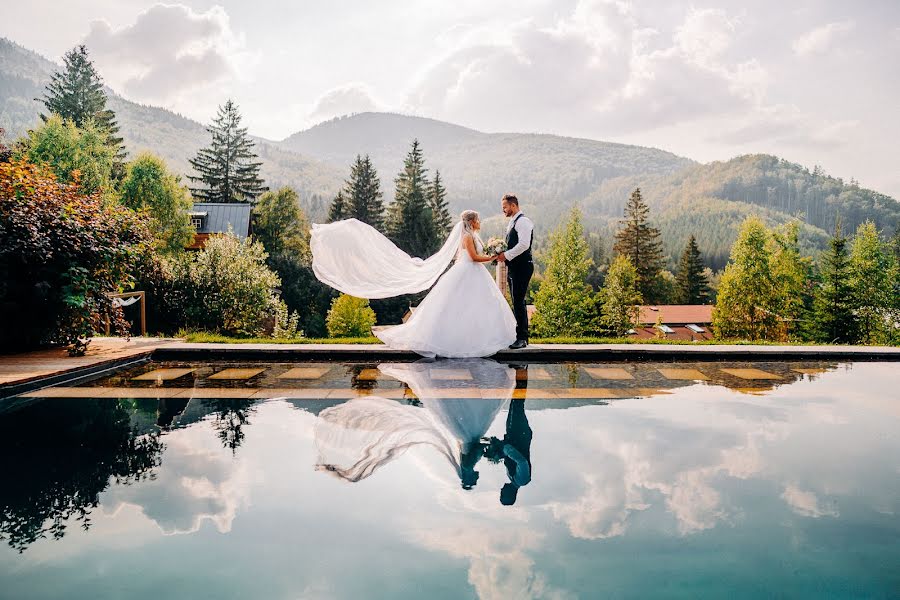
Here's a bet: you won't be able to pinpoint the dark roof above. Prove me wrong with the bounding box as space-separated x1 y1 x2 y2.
191 203 251 239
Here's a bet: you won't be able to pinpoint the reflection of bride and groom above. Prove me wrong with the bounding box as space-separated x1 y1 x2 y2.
314 359 532 506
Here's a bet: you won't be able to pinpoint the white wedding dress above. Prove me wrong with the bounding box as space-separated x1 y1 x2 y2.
311 219 517 358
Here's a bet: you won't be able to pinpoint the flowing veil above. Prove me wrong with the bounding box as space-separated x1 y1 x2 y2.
310 218 464 299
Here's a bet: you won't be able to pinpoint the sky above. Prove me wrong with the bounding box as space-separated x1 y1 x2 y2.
3 0 899 197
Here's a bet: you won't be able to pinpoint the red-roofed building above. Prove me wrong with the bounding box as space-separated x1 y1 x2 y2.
632 305 714 341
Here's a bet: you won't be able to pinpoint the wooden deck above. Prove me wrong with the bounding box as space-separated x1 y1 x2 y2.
0 337 182 390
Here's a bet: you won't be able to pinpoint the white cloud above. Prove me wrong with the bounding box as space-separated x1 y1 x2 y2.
308 83 381 122
792 21 854 57
781 483 839 518
83 3 250 104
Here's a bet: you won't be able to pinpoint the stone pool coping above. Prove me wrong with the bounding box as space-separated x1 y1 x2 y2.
2 338 898 399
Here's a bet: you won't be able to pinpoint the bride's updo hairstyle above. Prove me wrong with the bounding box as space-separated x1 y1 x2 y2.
460 210 480 234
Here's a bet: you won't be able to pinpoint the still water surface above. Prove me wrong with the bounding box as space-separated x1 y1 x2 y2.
0 359 897 599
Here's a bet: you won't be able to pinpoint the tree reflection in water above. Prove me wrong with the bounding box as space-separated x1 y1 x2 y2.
0 398 163 552
202 399 257 454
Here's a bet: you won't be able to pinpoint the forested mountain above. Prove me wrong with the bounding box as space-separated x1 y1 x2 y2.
280 112 695 220
3 37 896 271
0 38 343 204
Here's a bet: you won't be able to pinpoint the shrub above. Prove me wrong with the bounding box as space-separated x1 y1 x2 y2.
0 160 151 354
326 294 377 337
169 233 282 336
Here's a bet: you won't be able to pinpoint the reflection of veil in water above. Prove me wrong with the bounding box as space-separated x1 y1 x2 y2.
314 359 515 485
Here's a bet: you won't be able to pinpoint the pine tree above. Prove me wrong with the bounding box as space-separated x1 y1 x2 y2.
599 255 642 336
39 45 124 164
613 188 665 302
429 169 452 237
387 139 437 257
344 155 385 230
531 208 599 337
188 100 267 203
771 221 815 341
675 235 710 304
328 191 347 222
848 221 892 344
712 216 782 340
814 221 855 343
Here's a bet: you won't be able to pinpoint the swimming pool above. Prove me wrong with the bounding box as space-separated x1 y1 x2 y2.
1 358 897 598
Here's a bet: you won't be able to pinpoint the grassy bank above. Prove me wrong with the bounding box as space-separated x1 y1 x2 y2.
180 331 853 346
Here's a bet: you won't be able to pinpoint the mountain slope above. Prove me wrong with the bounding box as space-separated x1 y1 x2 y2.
0 38 343 201
280 112 695 218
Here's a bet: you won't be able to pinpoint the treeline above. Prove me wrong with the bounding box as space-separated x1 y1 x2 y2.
531 189 900 345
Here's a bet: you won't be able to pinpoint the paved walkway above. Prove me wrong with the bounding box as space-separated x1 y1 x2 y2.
2 338 898 394
0 337 182 389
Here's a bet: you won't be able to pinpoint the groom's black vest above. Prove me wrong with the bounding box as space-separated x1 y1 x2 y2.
505 213 533 267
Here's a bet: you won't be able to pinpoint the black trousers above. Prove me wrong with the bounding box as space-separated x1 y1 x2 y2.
507 260 534 341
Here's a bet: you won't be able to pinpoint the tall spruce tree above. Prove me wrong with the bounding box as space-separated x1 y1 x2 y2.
613 188 665 303
328 190 347 222
387 139 437 257
344 155 385 230
814 221 855 343
675 235 710 304
328 190 350 223
39 45 124 163
848 221 892 344
429 170 452 237
188 100 267 203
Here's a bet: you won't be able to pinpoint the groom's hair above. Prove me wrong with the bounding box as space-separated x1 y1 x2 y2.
502 194 519 206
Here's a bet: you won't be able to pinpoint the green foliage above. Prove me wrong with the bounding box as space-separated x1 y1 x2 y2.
770 221 816 341
387 139 438 257
39 45 124 163
188 99 267 203
713 216 783 341
326 294 377 338
599 255 642 336
813 222 856 343
118 152 194 253
613 188 665 302
429 169 452 236
675 235 710 304
168 233 282 336
15 115 116 197
0 160 152 354
252 187 310 260
343 154 385 230
849 221 894 344
531 208 599 337
328 190 347 222
271 299 302 339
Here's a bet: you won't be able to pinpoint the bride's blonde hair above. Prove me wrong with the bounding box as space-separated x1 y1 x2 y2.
460 210 483 249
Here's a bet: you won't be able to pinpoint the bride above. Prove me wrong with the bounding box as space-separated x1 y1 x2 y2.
311 211 517 358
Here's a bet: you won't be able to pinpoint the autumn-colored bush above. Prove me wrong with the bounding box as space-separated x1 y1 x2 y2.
0 160 151 354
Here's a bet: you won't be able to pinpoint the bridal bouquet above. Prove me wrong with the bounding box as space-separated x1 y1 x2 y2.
484 237 507 256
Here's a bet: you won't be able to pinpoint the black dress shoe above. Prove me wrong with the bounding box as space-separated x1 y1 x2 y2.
508 340 528 350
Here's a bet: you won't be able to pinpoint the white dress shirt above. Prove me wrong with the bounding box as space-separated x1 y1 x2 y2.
505 213 534 261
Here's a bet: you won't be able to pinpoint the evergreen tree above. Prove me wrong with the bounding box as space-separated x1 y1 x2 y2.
328 191 347 222
771 221 816 341
39 45 124 163
675 235 710 304
848 221 892 344
428 169 452 236
814 221 856 343
188 100 267 203
585 231 606 291
599 255 642 336
387 139 437 257
531 208 599 337
712 216 783 340
613 188 665 302
343 155 385 230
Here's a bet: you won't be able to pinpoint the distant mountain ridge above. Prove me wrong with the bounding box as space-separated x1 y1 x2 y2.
2 36 897 269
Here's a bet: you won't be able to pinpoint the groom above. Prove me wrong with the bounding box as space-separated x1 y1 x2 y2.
497 194 534 349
